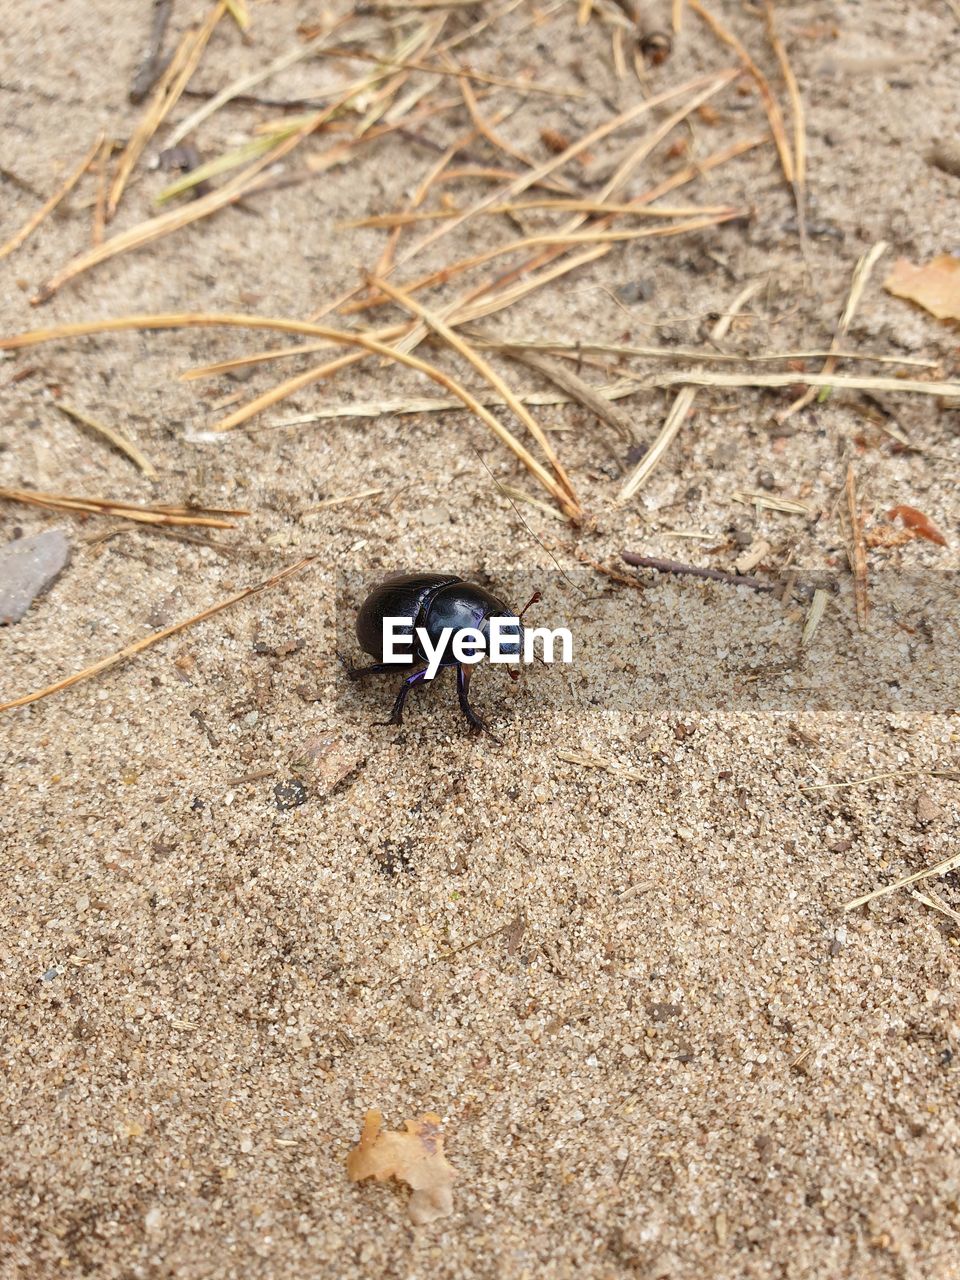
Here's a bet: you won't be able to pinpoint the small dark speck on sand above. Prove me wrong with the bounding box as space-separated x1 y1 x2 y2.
274 779 308 811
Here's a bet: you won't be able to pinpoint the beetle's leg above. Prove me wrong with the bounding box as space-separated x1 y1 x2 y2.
379 667 429 727
339 655 398 681
456 664 501 744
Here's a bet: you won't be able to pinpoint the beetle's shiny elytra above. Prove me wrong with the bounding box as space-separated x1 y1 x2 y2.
347 573 534 741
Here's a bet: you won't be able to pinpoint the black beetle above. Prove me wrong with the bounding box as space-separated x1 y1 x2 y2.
345 573 540 740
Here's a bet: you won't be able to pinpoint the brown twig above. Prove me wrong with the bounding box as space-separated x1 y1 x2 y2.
622 551 778 593
844 462 869 631
129 0 175 102
0 557 314 714
109 6 228 221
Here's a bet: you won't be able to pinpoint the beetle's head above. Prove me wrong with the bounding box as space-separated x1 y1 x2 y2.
483 590 541 680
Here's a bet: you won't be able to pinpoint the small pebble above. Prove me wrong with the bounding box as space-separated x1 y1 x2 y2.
0 528 71 624
615 278 655 304
274 779 308 811
927 139 960 180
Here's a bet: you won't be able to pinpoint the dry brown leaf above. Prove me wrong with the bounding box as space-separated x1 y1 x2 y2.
347 1110 455 1225
887 505 949 547
884 255 960 322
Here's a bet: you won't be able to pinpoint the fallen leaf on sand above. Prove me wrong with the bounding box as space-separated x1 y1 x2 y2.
883 255 960 321
347 1110 456 1224
887 505 948 547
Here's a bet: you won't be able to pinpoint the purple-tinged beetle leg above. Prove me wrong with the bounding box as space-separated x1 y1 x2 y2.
379 667 429 726
339 655 398 681
457 664 500 744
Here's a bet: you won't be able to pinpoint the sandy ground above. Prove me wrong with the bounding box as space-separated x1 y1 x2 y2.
2 1 959 1276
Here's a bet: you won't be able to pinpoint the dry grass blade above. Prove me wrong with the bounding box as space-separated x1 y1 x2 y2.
0 311 398 352
212 350 371 431
354 16 448 136
0 132 104 261
181 328 925 384
618 279 763 502
845 848 960 912
178 335 389 380
779 242 888 422
415 121 755 337
762 0 806 248
844 461 869 630
346 199 735 228
911 889 960 927
55 401 158 479
596 70 740 205
496 483 569 521
473 336 934 368
356 209 746 316
157 128 306 202
33 103 337 303
397 71 742 320
315 44 587 97
490 339 636 442
630 370 960 398
373 119 484 278
672 0 684 32
635 133 766 206
368 273 578 503
732 490 811 515
164 17 351 148
91 136 114 247
457 72 542 175
0 486 247 528
800 587 830 647
0 556 314 714
302 488 385 513
204 317 581 519
224 0 249 30
802 768 958 792
107 4 227 221
688 0 793 191
253 380 638 428
311 69 736 325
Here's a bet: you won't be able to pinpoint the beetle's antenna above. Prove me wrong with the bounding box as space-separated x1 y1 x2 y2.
469 446 589 598
518 590 541 620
